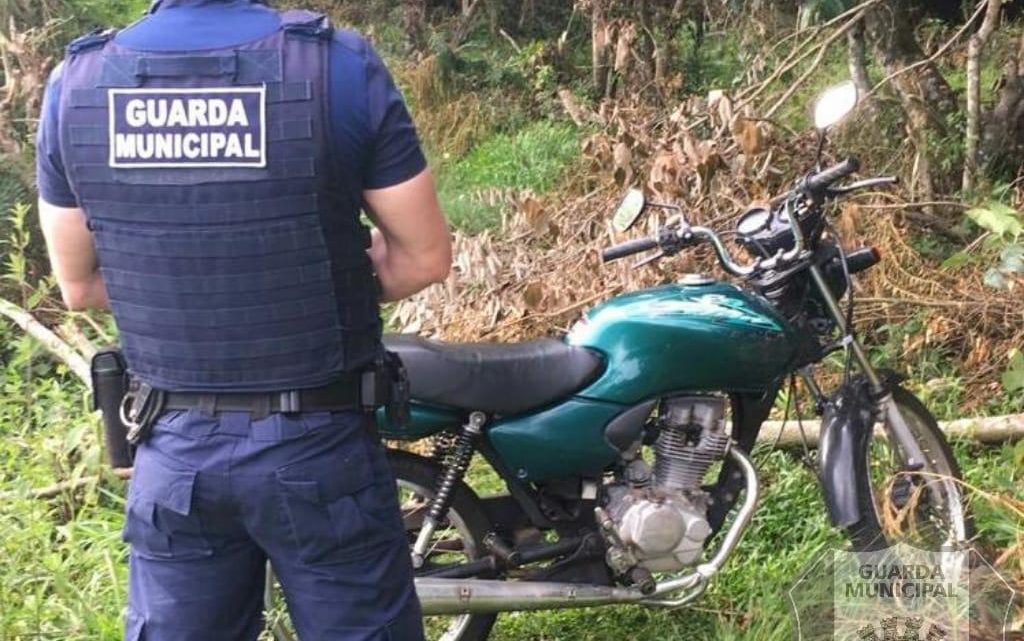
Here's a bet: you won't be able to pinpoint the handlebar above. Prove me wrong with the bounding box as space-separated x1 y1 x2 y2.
602 156 896 275
802 157 860 196
601 237 660 262
600 223 759 276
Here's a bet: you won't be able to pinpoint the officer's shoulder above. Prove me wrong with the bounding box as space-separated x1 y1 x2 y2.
331 28 373 58
65 27 117 56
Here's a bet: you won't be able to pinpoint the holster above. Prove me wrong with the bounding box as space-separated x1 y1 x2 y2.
361 350 411 427
90 348 134 468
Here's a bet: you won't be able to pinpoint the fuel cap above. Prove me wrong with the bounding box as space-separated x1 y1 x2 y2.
679 273 715 286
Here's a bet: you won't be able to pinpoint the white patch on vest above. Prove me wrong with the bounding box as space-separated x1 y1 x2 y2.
108 86 267 169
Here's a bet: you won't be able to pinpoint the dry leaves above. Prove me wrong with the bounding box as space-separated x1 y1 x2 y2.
612 141 633 186
731 117 766 157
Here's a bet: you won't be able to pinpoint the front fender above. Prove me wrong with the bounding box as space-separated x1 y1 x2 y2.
818 379 875 528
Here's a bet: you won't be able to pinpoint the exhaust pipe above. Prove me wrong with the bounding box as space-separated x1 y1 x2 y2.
416 578 643 615
417 446 760 616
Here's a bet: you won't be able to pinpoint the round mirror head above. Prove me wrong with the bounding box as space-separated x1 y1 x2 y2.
813 80 858 131
612 189 647 233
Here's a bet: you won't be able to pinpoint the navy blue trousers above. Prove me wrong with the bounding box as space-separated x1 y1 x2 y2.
122 408 424 641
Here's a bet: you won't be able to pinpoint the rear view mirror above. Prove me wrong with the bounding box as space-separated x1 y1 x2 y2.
612 189 646 233
813 80 858 131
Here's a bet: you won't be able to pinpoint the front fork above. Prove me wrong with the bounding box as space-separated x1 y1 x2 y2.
807 265 967 545
806 264 929 468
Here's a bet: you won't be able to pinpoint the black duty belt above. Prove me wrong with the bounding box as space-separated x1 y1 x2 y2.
163 378 364 417
120 351 409 447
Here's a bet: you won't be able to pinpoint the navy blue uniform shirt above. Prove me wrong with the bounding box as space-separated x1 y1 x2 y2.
36 0 426 207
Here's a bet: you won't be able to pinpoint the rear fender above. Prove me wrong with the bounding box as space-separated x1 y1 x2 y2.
818 378 875 528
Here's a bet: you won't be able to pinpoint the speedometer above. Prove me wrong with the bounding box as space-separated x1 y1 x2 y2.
736 208 771 236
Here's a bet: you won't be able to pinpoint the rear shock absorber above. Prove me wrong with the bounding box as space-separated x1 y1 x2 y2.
411 411 486 569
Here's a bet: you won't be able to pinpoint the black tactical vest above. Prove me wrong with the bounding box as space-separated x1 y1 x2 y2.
58 11 381 392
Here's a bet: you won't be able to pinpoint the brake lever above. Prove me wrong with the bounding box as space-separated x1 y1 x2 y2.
827 176 899 197
633 251 665 269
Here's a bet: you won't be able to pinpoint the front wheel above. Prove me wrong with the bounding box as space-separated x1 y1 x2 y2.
846 384 973 551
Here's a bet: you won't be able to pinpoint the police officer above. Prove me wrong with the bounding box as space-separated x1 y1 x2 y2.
36 1 451 639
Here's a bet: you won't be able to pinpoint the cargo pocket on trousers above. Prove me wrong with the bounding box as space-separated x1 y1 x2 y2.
276 451 378 565
122 455 212 560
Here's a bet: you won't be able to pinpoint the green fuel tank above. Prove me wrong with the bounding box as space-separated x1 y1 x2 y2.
566 281 797 404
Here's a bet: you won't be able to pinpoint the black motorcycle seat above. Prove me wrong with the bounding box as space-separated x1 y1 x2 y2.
383 335 605 416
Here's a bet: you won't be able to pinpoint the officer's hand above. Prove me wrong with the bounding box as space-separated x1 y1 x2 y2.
363 168 452 302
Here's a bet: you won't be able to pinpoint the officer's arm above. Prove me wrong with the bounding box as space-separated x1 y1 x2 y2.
38 199 109 311
363 168 451 302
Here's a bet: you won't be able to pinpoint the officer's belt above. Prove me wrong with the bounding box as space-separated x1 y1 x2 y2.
162 377 366 418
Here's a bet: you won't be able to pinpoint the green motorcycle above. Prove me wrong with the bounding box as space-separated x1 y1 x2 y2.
269 81 970 641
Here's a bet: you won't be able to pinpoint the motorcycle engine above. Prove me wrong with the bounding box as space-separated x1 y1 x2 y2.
604 396 730 572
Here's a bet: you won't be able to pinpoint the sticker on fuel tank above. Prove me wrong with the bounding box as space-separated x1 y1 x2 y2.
108 87 266 169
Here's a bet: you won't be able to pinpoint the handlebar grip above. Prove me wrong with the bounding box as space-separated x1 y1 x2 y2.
804 157 860 194
601 237 659 262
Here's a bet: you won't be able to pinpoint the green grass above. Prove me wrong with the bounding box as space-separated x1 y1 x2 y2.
434 120 580 233
0 326 127 640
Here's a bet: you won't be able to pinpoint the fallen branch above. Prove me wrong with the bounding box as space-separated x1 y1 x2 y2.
0 297 91 385
558 87 598 127
498 28 521 54
852 200 968 210
481 289 615 337
57 318 98 360
758 413 1024 448
71 311 114 345
736 0 881 114
3 467 132 501
764 0 882 61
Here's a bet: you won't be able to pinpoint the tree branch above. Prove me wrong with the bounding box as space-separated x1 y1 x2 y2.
0 297 91 386
736 0 882 112
762 8 869 120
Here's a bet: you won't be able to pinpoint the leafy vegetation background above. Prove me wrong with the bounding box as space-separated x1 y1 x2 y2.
0 1 1022 639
